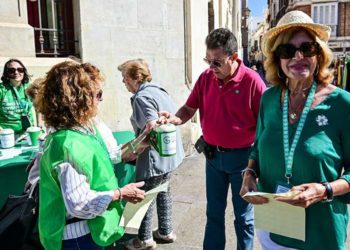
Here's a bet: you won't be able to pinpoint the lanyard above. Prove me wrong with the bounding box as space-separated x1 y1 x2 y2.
10 84 29 114
283 81 317 184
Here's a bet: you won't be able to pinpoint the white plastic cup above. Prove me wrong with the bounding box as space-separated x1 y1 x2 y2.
0 128 15 149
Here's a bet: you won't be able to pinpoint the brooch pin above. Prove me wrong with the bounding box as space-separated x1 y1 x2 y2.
316 115 328 126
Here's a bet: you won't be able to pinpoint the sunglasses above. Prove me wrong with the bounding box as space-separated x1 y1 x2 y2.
96 89 103 101
203 57 227 68
275 42 320 59
7 67 25 74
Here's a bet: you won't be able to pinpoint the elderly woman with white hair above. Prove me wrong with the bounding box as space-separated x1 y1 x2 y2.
240 11 350 250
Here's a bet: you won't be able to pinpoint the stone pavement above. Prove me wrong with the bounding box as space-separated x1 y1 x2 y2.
150 153 261 250
114 153 261 250
114 153 350 250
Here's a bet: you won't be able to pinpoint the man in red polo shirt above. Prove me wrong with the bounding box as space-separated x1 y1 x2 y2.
159 28 266 250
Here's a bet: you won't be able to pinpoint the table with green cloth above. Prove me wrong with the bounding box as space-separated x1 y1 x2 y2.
0 141 37 207
113 130 136 187
0 131 136 208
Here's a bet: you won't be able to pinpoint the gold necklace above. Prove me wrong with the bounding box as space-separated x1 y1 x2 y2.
288 86 311 120
289 94 307 120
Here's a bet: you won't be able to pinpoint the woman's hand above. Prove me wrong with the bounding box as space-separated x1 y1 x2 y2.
115 181 145 203
275 183 326 208
240 172 268 204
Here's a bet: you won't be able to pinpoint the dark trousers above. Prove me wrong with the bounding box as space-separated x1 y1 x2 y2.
203 147 254 250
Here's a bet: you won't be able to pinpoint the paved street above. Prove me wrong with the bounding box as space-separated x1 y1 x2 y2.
115 153 350 250
152 153 261 250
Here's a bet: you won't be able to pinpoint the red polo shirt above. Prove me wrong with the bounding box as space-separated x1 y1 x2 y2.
186 59 266 148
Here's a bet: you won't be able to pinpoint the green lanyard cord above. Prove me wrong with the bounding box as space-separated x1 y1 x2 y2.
282 81 317 184
10 84 29 114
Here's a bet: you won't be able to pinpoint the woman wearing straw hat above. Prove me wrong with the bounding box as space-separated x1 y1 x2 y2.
240 10 350 250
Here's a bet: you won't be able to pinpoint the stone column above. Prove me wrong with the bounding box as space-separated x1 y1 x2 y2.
0 0 35 57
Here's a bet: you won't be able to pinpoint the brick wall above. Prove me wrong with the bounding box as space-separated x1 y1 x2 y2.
294 5 311 16
338 2 350 37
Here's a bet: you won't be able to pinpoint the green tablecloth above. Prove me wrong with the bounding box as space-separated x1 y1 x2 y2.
113 130 136 187
0 131 136 208
0 143 38 207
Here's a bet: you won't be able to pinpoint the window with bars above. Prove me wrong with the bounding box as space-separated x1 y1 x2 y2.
27 0 79 58
312 2 338 36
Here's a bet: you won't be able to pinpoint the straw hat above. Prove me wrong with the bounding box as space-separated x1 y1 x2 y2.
262 10 331 56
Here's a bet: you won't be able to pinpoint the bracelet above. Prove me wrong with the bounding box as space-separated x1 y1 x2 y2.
321 182 333 202
129 142 137 155
241 167 258 178
116 188 122 200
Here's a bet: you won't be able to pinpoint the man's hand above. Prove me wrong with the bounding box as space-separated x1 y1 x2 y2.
157 111 182 125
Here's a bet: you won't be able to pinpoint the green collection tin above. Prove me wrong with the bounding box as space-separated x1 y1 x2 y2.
150 124 176 157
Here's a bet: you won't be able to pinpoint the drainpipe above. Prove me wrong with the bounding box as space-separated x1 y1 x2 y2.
183 0 192 91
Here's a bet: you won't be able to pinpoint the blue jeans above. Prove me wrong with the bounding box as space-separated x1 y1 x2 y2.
62 234 103 250
203 147 254 250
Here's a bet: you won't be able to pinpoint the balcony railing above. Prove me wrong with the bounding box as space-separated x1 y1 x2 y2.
30 0 79 57
34 27 79 57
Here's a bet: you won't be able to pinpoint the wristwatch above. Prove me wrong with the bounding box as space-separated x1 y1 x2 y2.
321 182 333 202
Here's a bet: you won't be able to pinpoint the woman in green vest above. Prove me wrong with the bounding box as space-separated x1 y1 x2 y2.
240 11 350 250
0 59 35 135
35 61 146 250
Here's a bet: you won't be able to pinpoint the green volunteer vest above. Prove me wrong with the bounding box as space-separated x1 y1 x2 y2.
0 81 34 134
39 129 125 250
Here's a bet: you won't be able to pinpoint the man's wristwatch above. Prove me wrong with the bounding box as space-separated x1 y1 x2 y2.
321 182 333 202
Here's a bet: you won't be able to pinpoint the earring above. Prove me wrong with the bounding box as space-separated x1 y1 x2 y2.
314 64 319 76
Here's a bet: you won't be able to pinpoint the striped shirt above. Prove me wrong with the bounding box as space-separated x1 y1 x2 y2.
56 162 114 240
33 122 121 240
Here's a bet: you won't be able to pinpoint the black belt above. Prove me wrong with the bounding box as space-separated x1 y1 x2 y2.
204 142 237 152
207 143 251 152
214 145 238 152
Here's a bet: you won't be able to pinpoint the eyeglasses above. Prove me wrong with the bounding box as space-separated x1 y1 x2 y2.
275 42 320 59
203 57 227 68
7 67 25 74
96 89 103 101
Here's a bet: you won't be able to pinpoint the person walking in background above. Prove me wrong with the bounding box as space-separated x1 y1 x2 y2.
240 11 350 250
25 77 44 128
118 59 184 250
159 28 266 250
0 59 35 135
36 61 146 250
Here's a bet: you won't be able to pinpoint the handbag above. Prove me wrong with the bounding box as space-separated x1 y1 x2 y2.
0 181 39 250
21 114 32 131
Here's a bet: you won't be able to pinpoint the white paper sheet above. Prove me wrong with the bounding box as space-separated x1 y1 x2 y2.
119 182 169 229
0 148 22 160
244 191 305 241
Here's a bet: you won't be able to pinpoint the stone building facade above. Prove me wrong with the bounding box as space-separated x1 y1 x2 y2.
0 0 242 153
